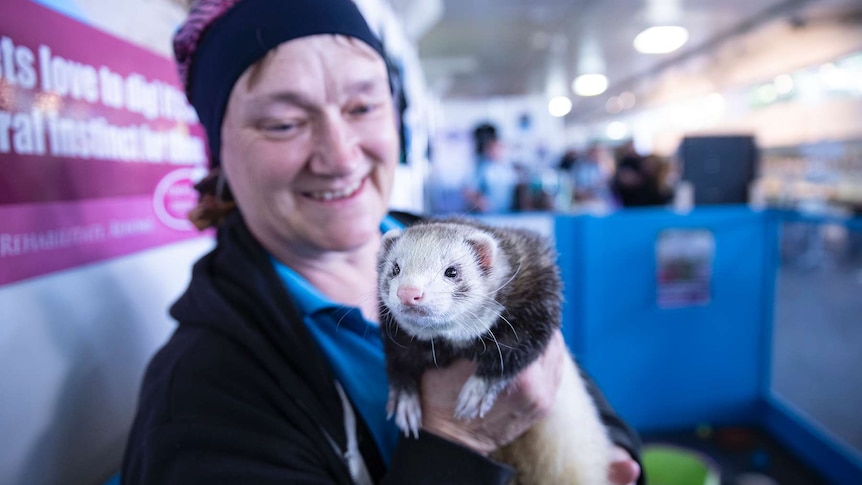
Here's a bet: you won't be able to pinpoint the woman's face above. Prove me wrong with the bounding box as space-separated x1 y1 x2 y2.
220 35 399 257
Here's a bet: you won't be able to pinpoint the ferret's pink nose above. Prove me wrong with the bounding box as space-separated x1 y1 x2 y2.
397 286 424 305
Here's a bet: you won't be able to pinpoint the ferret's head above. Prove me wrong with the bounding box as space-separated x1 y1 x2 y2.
377 222 509 343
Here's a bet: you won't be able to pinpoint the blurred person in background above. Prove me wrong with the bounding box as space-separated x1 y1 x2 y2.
464 122 520 213
611 142 672 208
558 145 615 212
573 145 613 207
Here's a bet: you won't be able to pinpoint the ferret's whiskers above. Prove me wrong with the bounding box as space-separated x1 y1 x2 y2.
465 308 492 334
464 291 505 311
464 303 516 353
333 308 353 330
384 321 408 348
497 313 519 342
481 333 515 350
332 289 380 330
485 262 523 296
459 294 513 341
474 331 489 345
431 338 438 368
458 306 491 339
486 329 505 376
462 309 492 347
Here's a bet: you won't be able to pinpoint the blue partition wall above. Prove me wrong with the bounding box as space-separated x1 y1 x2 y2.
556 206 777 431
553 206 862 484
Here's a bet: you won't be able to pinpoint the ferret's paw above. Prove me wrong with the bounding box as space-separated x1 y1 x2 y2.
454 376 500 420
388 388 422 438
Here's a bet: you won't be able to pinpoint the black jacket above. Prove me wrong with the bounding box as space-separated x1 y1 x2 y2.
121 211 642 484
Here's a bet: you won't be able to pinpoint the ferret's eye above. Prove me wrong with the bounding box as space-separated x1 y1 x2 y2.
444 267 458 278
391 263 400 276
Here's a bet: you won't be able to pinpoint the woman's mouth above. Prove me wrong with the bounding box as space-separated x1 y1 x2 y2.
305 178 365 201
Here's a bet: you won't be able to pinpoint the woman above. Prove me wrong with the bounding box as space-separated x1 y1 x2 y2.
121 0 643 483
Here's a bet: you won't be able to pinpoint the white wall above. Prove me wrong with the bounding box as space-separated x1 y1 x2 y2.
355 0 433 214
0 236 214 485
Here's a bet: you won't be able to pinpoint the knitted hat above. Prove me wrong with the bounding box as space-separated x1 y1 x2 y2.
173 0 385 166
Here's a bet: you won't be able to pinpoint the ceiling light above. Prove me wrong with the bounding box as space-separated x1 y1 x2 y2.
618 91 636 109
548 96 573 117
633 26 689 54
774 74 794 95
755 84 778 104
572 74 608 97
606 96 623 114
606 121 629 140
705 93 726 112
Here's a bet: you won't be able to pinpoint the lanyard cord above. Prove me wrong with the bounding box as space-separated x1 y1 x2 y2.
334 381 373 485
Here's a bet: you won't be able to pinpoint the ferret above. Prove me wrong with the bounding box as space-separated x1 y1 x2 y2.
377 217 612 485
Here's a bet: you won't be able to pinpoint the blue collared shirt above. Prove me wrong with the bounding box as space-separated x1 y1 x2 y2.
271 215 404 464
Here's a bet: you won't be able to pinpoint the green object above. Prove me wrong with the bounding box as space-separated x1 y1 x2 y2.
695 423 713 439
643 445 721 485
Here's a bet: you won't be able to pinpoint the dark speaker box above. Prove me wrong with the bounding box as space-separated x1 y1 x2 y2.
679 135 759 205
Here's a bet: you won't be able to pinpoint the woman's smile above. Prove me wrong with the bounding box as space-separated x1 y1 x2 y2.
303 176 366 202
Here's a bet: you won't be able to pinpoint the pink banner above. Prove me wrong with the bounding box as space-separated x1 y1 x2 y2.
0 192 204 285
0 0 210 285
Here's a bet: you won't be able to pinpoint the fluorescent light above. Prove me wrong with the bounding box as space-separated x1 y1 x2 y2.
618 91 636 109
572 73 608 96
705 92 726 112
548 96 573 117
606 121 629 140
774 74 794 95
756 83 777 104
606 96 623 113
606 91 637 113
633 26 689 54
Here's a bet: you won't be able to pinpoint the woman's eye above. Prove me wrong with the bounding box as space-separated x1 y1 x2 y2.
444 267 458 278
260 119 303 135
263 122 295 132
349 103 377 116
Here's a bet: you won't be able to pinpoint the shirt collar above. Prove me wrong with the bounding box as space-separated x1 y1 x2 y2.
379 214 402 235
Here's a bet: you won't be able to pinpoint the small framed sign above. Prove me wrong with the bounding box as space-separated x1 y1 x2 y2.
656 229 715 308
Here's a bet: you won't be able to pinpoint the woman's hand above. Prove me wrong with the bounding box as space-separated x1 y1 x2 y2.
608 445 641 485
418 330 567 455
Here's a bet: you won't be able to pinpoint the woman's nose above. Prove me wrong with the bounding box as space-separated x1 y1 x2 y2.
311 112 360 175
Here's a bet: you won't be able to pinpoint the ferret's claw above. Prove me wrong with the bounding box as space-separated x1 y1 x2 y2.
454 376 499 420
388 388 422 438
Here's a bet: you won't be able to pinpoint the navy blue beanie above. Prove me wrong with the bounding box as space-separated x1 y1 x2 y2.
177 0 385 166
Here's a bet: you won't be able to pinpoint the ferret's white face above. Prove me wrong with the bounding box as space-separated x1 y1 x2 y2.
378 225 505 343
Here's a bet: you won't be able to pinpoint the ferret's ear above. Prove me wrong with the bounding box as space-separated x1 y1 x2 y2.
466 232 499 274
380 229 402 255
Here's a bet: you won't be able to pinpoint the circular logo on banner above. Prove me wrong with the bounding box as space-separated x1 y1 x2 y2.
153 168 201 231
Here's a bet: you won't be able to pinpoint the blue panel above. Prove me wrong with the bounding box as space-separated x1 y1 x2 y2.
555 216 586 356
763 396 862 485
556 206 773 431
